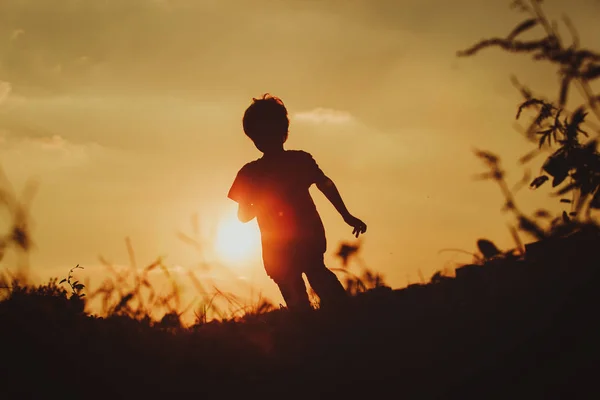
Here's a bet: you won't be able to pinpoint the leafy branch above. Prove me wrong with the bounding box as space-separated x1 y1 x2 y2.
459 0 600 223
60 264 86 298
458 0 600 119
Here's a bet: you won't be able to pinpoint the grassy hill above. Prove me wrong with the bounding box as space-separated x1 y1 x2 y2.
1 225 598 399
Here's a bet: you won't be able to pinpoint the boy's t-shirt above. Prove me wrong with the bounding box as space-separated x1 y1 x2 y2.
228 150 327 262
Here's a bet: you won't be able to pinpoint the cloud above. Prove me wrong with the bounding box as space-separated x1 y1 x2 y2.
0 131 110 178
293 108 356 125
27 134 86 153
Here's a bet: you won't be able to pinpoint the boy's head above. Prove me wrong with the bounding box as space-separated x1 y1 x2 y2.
242 94 289 153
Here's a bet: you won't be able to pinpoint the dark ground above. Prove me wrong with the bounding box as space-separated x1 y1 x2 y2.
1 228 599 399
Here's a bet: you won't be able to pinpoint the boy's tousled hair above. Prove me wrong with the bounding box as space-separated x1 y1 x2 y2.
242 93 289 145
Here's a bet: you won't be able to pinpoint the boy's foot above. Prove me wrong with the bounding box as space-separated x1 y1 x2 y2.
318 295 351 314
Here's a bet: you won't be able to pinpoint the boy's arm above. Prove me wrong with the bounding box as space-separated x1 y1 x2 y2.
316 175 367 237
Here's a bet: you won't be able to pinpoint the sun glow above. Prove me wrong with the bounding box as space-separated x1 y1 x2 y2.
214 213 261 264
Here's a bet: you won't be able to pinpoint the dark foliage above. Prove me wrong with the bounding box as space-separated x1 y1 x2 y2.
459 0 600 221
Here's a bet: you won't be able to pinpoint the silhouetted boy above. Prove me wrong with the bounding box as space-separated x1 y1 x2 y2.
228 94 367 311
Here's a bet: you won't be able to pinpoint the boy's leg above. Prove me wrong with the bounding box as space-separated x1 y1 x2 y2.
264 245 312 311
304 255 348 309
275 273 312 311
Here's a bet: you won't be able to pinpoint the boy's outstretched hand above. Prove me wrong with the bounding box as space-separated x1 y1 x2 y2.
344 214 367 238
316 175 367 237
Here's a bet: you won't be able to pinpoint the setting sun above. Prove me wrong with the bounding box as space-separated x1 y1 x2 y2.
214 214 261 264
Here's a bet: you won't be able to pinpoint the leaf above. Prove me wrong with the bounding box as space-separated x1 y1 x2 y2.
562 211 570 223
529 175 549 189
533 209 552 218
559 198 572 203
535 103 555 126
59 279 67 284
507 18 538 40
553 109 563 132
583 64 600 80
474 149 499 164
516 98 546 120
553 182 577 196
552 172 569 187
537 127 555 148
565 107 588 141
542 149 569 178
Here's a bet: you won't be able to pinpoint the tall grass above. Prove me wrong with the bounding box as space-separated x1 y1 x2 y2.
0 165 386 326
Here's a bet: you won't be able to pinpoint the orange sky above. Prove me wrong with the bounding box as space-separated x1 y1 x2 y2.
1 0 599 318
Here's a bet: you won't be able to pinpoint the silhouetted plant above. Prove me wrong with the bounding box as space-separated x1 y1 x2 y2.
332 241 387 295
0 277 90 317
60 264 86 299
459 0 600 241
336 242 360 267
0 169 36 281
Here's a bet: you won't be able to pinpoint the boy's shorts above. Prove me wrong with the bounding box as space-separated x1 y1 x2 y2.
261 240 326 283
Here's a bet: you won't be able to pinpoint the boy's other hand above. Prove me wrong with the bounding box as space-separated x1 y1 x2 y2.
344 215 367 238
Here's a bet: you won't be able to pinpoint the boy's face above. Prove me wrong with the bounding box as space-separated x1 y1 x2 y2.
252 126 288 153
